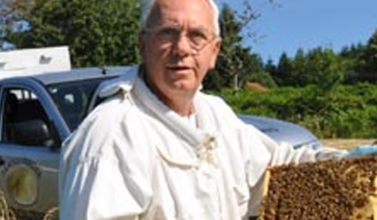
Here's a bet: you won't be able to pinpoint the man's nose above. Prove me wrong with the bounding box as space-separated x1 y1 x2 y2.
171 34 192 57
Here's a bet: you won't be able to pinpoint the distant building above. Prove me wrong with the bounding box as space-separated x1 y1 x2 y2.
0 46 71 79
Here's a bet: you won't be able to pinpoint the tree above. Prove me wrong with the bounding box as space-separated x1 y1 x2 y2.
339 43 366 84
275 47 346 88
275 52 293 86
4 0 141 67
5 0 277 91
304 48 346 90
358 29 377 82
1 0 32 50
204 3 267 91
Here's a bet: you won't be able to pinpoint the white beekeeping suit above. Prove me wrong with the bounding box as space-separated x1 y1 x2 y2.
60 65 346 220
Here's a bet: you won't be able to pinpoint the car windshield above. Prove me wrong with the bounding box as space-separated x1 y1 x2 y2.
47 78 107 131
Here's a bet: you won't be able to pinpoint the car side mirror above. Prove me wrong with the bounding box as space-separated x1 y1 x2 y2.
9 119 58 147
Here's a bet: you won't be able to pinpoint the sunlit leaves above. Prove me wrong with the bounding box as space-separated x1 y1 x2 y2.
4 0 141 67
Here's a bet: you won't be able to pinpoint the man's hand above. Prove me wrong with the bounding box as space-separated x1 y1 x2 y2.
343 145 377 158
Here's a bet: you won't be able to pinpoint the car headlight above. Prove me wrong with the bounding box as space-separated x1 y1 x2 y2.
5 164 38 206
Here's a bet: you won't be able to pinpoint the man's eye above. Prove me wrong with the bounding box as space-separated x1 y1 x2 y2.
157 28 179 38
189 31 208 44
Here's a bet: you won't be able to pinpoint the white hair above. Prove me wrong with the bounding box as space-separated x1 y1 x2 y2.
140 0 221 36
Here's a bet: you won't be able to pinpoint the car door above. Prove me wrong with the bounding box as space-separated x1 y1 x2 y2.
0 86 61 214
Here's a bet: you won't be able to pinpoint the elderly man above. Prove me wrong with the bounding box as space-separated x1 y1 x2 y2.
59 0 377 219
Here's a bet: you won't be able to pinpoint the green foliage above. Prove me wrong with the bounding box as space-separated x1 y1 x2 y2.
219 83 377 139
204 4 268 91
271 29 377 87
355 29 377 82
246 71 277 88
5 0 141 67
274 47 347 88
339 43 367 81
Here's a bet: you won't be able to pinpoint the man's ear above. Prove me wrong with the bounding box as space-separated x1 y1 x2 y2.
138 35 146 61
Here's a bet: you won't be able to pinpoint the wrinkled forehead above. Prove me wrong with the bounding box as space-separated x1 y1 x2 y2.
145 0 215 30
147 0 213 26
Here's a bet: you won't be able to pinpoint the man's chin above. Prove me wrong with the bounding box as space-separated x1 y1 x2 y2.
171 82 198 94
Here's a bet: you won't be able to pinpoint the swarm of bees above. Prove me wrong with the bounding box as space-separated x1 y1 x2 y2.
259 156 377 220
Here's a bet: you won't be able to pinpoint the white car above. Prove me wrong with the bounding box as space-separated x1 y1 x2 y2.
239 115 321 150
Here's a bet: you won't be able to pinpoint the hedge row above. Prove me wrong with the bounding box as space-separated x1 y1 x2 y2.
217 83 377 138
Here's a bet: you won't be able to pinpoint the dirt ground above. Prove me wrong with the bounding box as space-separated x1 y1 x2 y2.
320 139 377 150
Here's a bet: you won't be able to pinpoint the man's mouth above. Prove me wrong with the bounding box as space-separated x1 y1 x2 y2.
168 66 191 72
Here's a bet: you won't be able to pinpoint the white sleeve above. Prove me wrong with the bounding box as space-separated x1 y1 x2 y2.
60 156 151 220
60 101 153 220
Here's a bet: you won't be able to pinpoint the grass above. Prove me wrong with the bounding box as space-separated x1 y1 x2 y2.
0 190 59 220
321 139 377 150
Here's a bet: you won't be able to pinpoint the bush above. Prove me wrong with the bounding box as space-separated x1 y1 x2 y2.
217 83 377 138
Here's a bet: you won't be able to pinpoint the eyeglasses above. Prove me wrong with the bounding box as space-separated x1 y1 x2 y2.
142 24 218 55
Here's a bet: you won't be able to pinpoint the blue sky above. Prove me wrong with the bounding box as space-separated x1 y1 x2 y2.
218 0 377 63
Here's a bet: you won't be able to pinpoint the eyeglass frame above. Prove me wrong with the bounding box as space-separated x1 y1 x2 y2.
141 24 219 55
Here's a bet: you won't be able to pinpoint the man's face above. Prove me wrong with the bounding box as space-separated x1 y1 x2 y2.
139 0 221 100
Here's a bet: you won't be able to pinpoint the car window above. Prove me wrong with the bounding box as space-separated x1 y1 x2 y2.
47 78 108 131
1 88 58 147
